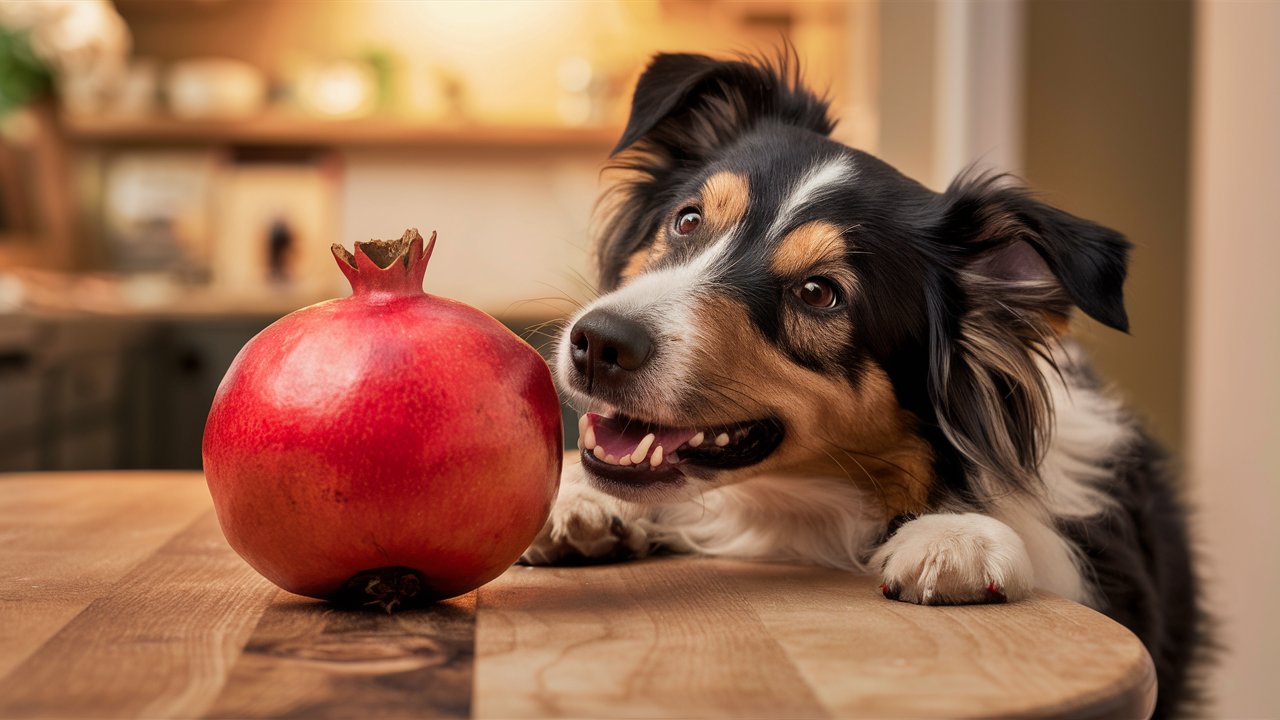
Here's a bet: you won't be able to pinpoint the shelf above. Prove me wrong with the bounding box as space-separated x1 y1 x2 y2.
59 114 623 151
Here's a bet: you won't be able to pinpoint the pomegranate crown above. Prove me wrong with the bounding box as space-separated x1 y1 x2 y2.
331 228 436 296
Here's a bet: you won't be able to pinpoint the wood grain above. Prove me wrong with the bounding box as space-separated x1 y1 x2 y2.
0 472 1157 719
717 561 1157 719
205 590 475 719
475 558 828 719
476 559 1155 720
0 509 277 718
0 473 211 678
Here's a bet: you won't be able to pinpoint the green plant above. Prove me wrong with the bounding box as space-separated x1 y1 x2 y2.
0 26 52 116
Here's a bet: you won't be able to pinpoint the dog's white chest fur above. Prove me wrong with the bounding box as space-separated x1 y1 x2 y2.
525 348 1130 609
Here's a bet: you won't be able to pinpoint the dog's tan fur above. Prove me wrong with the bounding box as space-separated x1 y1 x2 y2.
770 220 846 278
701 171 751 233
693 296 934 519
620 171 751 282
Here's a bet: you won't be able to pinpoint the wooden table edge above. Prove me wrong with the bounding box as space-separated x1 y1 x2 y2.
0 470 1161 719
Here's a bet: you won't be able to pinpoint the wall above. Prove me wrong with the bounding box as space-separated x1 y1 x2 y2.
876 0 1024 189
876 1 937 186
337 147 602 317
1187 2 1280 716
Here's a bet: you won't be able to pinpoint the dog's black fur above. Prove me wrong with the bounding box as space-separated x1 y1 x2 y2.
595 52 1205 717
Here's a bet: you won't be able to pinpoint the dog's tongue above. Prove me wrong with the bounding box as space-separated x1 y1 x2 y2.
585 412 697 462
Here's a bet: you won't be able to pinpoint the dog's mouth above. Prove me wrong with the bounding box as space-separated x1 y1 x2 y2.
577 411 785 489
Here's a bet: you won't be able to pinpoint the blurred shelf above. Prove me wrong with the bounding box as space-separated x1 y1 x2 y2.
59 114 622 151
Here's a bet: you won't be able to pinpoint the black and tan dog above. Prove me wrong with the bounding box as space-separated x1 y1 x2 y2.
521 53 1203 717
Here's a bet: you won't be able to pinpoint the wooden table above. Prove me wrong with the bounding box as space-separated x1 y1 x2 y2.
0 472 1156 719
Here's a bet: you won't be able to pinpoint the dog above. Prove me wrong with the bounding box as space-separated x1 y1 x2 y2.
520 53 1204 717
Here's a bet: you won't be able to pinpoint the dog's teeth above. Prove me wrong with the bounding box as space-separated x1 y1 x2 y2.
689 432 704 448
605 454 617 464
630 433 656 464
714 432 730 447
619 455 632 466
578 414 588 435
650 445 664 467
593 445 606 460
576 435 583 450
584 424 596 450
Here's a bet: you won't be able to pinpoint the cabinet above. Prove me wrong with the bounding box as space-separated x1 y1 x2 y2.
0 315 148 471
0 314 273 471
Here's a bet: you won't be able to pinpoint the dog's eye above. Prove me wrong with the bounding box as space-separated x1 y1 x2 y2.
794 277 840 309
673 208 702 236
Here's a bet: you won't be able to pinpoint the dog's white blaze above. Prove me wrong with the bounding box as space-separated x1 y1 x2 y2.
768 155 856 240
602 225 738 315
557 226 740 419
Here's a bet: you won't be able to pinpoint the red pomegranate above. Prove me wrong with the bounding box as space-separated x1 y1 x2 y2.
203 229 562 608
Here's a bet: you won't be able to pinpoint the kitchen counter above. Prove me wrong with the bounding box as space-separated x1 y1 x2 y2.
0 471 1156 719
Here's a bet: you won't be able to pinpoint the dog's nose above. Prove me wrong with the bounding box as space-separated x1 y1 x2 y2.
569 309 653 387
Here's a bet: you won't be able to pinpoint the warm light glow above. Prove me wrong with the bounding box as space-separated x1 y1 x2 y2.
558 56 593 94
299 62 374 117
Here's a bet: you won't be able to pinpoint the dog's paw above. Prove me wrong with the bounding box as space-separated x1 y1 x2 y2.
518 482 649 566
871 513 1034 605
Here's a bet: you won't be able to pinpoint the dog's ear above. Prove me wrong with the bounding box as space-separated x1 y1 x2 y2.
926 173 1131 492
594 52 833 290
940 172 1131 332
611 52 834 159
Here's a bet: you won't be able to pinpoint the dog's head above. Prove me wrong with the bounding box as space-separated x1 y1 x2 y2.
558 53 1130 514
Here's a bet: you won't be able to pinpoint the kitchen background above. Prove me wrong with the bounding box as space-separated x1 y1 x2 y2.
0 1 1274 716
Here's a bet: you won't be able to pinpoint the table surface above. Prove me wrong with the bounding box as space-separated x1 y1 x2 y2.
0 471 1156 719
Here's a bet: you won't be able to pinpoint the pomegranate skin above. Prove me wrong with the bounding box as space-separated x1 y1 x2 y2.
202 230 562 602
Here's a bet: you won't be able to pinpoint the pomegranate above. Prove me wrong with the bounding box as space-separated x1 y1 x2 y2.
203 229 562 609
